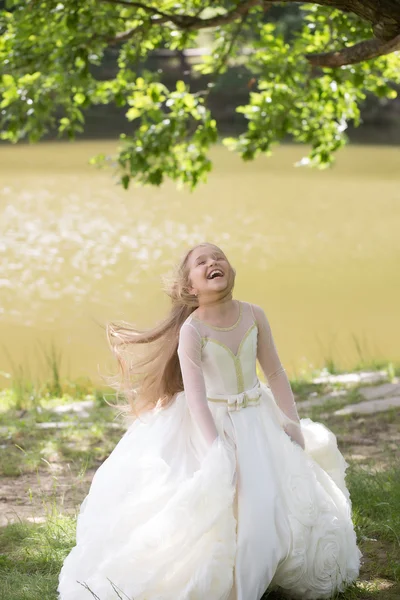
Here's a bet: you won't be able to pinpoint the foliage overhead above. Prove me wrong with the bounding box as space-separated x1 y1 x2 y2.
1 0 400 189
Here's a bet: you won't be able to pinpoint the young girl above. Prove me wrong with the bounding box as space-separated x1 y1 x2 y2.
58 243 362 600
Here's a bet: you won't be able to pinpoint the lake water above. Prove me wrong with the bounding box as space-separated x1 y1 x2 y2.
1 141 399 387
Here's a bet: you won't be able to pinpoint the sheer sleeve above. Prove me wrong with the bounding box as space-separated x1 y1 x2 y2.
251 304 305 450
177 321 219 447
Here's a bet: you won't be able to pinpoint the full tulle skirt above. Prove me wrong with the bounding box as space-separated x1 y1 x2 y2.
58 383 361 600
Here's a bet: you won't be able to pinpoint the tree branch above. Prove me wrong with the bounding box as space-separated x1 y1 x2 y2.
109 18 168 45
99 0 189 24
306 32 400 67
106 0 263 44
270 0 400 41
194 4 263 98
104 0 400 66
182 0 263 30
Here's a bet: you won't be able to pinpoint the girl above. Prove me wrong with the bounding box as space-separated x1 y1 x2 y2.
58 243 362 600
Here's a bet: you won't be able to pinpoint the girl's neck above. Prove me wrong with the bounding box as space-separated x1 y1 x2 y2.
194 296 237 325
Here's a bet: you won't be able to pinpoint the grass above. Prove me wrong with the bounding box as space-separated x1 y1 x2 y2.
0 351 399 599
0 388 124 477
0 509 76 600
1 340 105 412
289 332 400 394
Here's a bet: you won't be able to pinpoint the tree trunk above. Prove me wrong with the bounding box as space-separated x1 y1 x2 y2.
301 1 400 40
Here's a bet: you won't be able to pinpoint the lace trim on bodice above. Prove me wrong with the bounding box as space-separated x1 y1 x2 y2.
201 322 257 395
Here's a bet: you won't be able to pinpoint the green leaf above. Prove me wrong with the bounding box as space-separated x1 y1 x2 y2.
126 107 141 121
59 117 70 132
121 174 130 189
2 74 14 87
73 92 86 105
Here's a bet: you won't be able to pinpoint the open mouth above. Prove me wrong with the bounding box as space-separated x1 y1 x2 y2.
207 269 224 280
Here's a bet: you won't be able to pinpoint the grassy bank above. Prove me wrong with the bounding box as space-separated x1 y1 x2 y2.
1 461 399 600
0 362 399 599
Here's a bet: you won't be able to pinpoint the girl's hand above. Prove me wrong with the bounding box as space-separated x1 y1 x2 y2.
284 422 306 450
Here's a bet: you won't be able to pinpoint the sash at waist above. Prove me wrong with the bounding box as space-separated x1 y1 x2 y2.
207 381 261 412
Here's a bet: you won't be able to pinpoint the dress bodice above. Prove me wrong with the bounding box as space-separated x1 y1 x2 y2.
201 323 258 397
190 302 257 399
182 301 261 413
177 299 304 447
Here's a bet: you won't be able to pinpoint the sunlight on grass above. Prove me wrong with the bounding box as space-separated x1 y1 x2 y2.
1 356 399 599
0 506 76 600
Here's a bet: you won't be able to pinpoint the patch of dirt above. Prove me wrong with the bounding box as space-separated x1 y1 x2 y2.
333 418 400 471
0 465 97 526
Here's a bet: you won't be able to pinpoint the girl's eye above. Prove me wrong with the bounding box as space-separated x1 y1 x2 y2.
198 260 205 265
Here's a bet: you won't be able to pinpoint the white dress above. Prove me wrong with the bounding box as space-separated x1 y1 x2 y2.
58 300 362 600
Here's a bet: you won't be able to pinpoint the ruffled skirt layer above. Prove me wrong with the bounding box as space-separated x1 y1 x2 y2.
58 383 361 600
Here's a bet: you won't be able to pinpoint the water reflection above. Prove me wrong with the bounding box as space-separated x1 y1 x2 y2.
1 184 208 324
0 142 399 381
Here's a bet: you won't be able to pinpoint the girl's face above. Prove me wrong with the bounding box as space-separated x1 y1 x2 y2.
187 245 233 299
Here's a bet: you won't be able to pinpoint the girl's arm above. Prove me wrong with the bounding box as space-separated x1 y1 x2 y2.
177 321 219 447
251 303 305 450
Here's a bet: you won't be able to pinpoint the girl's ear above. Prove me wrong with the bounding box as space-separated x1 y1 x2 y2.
186 274 196 296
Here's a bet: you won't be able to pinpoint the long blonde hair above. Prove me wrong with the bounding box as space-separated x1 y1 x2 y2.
105 243 235 419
